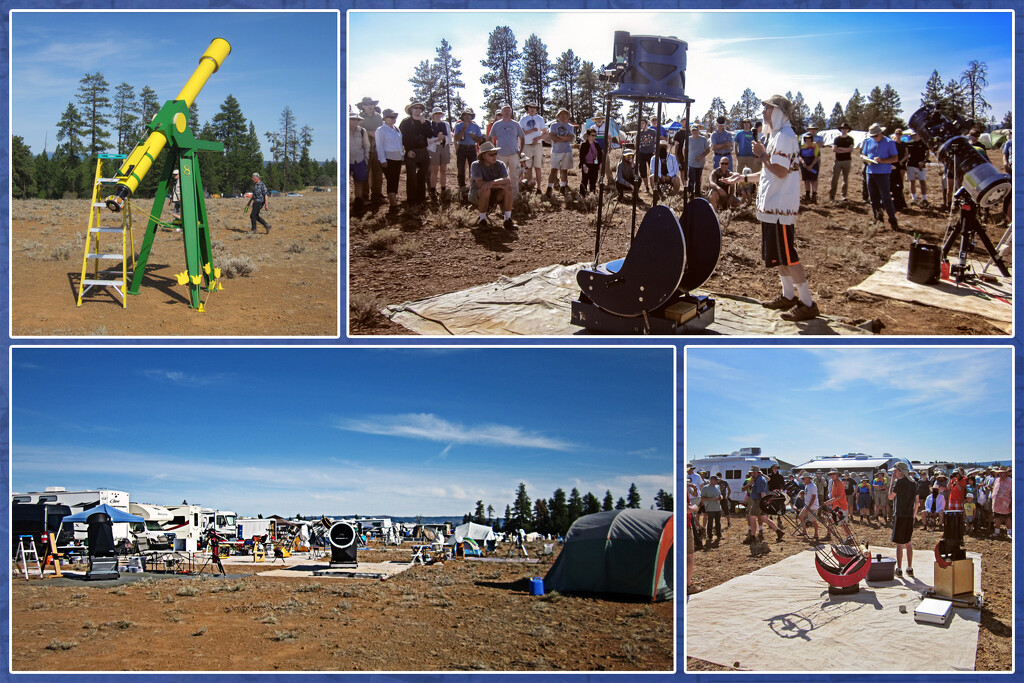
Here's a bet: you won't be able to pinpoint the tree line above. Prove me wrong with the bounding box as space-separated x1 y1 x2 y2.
460 482 674 537
12 72 336 200
406 29 1009 137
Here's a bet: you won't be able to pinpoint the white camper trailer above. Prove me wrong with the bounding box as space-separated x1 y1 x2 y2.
689 448 779 505
12 487 131 544
236 517 277 541
201 508 238 540
128 502 175 549
162 504 205 551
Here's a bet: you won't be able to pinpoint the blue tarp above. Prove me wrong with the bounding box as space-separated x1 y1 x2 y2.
62 504 144 524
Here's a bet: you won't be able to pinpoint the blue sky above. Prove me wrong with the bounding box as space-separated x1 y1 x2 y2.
11 10 339 161
11 347 675 518
686 347 1012 467
348 9 1012 126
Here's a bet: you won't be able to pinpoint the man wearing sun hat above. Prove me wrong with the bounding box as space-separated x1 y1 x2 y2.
468 141 517 231
747 94 821 322
356 96 385 203
399 101 433 207
427 107 453 201
520 102 548 195
348 108 371 213
490 105 525 198
887 461 918 577
545 108 576 197
862 122 900 229
454 108 485 191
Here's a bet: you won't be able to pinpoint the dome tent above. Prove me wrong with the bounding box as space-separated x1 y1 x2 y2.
544 509 674 601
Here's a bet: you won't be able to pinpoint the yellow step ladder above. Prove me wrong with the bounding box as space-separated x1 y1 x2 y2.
77 154 135 307
17 535 43 580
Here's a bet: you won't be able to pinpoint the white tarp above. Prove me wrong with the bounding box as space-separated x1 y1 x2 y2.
848 251 1012 332
445 521 495 546
686 548 983 672
382 263 872 336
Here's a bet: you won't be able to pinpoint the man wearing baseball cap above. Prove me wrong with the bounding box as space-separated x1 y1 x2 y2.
888 461 918 577
468 141 517 231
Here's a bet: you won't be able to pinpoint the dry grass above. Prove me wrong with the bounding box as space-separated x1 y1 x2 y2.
220 255 257 278
46 639 78 651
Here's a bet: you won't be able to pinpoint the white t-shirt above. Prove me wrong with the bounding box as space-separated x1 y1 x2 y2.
755 123 801 225
804 482 819 510
688 472 705 489
520 114 547 145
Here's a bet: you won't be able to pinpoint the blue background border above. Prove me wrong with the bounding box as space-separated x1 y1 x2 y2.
1 0 1020 681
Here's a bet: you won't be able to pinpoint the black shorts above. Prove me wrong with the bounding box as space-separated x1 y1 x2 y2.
891 516 914 545
761 221 800 268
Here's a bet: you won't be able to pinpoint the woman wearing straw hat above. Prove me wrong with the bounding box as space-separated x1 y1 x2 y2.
375 108 405 213
427 107 453 201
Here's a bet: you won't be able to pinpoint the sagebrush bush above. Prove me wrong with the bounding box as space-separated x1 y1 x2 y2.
220 256 256 278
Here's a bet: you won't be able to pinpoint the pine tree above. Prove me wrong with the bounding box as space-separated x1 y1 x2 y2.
511 482 533 532
77 72 112 155
502 504 512 531
654 489 674 511
625 101 655 130
942 79 969 121
576 61 599 120
582 492 601 516
960 60 991 122
602 490 614 511
112 82 138 154
136 85 160 140
702 96 727 129
196 122 225 194
734 88 760 124
567 488 584 524
828 102 845 128
548 488 569 536
789 91 810 134
615 497 626 510
844 89 866 130
810 102 827 129
409 59 442 111
551 49 581 122
188 102 200 131
920 70 945 114
520 34 552 114
480 26 520 114
473 500 486 524
11 135 36 199
627 483 642 509
55 102 85 162
533 498 551 535
881 84 905 130
433 38 466 122
1000 111 1012 129
266 106 300 191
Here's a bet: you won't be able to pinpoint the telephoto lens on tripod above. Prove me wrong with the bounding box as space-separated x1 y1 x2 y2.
908 105 1011 209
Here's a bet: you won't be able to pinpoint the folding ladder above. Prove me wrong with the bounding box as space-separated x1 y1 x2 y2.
17 535 43 580
77 153 135 307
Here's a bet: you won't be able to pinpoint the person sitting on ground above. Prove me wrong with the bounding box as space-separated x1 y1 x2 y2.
649 140 681 200
468 141 517 231
615 149 640 202
707 155 741 211
734 166 756 204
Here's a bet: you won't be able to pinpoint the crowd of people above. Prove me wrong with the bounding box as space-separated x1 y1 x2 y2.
686 461 1012 593
351 93 1011 322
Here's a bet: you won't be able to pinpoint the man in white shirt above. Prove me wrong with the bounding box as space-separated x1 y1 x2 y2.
519 103 547 195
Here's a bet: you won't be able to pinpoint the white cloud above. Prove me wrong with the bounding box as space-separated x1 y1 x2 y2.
333 413 575 451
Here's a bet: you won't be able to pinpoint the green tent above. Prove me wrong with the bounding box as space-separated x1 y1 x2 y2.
544 509 674 601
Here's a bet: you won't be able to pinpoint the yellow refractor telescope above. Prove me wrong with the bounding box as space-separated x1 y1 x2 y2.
105 38 231 212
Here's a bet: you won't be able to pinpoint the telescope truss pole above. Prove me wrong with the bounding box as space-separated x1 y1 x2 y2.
592 94 616 266
629 98 645 242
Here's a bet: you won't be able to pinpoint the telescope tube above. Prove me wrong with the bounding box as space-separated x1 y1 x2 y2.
106 38 231 212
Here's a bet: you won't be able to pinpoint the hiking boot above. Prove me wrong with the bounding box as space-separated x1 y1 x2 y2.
889 218 899 230
906 568 914 577
741 534 755 545
428 188 438 201
781 301 820 322
559 185 567 195
265 224 272 234
757 529 764 541
545 187 553 199
762 294 799 310
811 193 818 204
895 567 903 578
503 218 519 231
536 188 542 196
776 528 784 541
475 217 491 229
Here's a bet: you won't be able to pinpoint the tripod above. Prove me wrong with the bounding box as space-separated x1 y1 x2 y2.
942 188 1010 284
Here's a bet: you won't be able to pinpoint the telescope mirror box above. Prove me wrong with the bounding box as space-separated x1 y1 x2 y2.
934 558 974 599
914 597 953 625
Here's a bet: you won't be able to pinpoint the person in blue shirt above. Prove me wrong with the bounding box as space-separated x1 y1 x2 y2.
862 123 900 230
710 116 733 169
734 119 758 173
453 109 485 191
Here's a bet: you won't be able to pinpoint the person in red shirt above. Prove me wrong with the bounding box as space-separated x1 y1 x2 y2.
946 470 968 512
826 469 853 544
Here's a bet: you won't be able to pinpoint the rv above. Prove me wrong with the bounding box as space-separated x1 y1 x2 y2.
11 502 73 558
128 503 175 549
162 504 205 551
792 453 915 480
689 448 779 505
12 488 131 544
201 508 238 540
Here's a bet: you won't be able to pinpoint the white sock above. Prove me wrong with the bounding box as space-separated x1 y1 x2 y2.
795 281 813 307
780 275 795 299
504 210 512 220
560 181 567 187
479 212 487 221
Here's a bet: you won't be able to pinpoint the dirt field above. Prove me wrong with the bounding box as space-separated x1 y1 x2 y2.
10 192 338 337
11 543 673 672
685 516 1012 672
348 148 1010 336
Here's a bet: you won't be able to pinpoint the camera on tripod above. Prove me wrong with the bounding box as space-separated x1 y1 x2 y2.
908 105 1010 209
